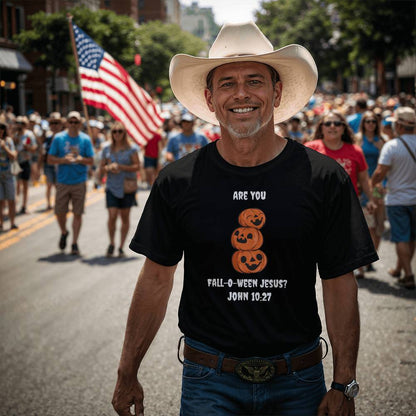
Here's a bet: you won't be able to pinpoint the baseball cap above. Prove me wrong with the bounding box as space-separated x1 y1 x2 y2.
181 113 194 122
67 111 82 121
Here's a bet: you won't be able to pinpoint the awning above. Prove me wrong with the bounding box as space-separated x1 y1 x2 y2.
0 48 33 72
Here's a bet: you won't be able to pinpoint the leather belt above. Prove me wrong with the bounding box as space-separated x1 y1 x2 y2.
183 342 323 382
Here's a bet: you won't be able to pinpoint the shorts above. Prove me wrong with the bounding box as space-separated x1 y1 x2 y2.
18 161 31 181
144 156 158 169
0 174 15 200
106 189 137 209
387 205 416 243
44 164 57 184
55 182 87 215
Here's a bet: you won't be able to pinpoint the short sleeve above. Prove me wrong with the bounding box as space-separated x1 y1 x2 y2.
166 137 177 153
129 179 184 266
83 137 95 158
48 136 59 156
378 141 393 166
356 145 368 172
317 170 378 279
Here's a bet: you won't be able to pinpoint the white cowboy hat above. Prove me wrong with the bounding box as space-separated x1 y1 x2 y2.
169 21 318 125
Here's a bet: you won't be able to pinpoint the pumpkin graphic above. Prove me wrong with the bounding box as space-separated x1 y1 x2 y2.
238 208 266 229
231 227 263 250
232 250 267 274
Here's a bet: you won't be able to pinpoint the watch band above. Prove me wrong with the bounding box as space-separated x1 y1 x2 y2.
331 381 346 393
331 379 359 399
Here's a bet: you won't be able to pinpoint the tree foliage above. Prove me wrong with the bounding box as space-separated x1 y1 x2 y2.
255 0 341 79
329 0 416 66
255 0 416 89
134 21 206 92
14 6 207 98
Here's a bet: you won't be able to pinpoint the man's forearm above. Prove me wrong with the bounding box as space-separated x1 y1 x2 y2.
117 259 176 379
322 273 360 383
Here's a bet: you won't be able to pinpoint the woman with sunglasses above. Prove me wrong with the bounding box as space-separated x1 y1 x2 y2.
306 111 377 278
99 122 140 258
357 111 386 271
0 120 18 230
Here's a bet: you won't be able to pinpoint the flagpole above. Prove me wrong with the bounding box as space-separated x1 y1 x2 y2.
67 14 93 139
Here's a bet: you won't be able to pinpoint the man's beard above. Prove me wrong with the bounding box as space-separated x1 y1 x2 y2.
221 111 273 139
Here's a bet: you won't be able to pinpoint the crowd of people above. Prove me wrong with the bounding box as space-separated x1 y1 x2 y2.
0 90 415 284
0 20 415 416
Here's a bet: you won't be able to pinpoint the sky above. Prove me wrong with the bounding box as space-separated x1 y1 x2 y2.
181 0 263 25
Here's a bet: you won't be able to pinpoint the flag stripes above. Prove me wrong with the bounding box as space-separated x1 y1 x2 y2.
72 22 163 146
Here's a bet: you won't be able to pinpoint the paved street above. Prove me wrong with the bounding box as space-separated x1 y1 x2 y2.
0 182 415 416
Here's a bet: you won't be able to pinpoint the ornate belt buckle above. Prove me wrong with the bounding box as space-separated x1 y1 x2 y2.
235 358 275 383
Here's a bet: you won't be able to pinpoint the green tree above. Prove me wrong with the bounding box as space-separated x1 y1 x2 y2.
14 6 207 107
328 0 416 94
14 6 140 110
134 21 207 97
255 0 346 82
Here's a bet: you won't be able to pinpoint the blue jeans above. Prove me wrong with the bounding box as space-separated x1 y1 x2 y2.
180 337 326 416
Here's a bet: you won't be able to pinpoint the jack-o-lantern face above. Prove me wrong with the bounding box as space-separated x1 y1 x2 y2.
231 227 263 250
238 209 266 229
232 250 267 274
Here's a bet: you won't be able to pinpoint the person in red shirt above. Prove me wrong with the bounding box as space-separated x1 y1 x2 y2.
305 110 377 279
143 131 163 187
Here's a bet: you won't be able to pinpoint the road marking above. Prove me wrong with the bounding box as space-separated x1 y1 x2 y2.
0 188 104 251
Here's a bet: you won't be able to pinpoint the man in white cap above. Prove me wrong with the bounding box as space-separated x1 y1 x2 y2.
165 112 209 162
371 107 416 289
47 111 94 255
113 22 377 416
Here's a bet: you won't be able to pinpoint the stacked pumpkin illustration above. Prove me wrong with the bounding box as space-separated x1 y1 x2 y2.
231 208 267 274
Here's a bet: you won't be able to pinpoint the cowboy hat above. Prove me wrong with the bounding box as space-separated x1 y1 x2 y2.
169 21 318 125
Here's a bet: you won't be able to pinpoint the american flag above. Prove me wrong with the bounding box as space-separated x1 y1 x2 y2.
72 22 163 146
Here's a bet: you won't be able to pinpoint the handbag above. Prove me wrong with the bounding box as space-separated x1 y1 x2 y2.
11 160 22 175
123 176 138 193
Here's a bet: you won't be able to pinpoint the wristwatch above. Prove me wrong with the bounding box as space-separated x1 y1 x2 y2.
331 379 360 399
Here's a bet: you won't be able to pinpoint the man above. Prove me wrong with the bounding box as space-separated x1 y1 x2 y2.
112 22 377 416
347 98 367 133
288 114 304 143
371 107 416 289
47 111 94 255
14 115 37 214
165 113 209 162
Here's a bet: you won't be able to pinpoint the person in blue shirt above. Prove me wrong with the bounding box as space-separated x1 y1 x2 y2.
47 111 94 255
357 110 386 274
288 115 304 143
347 98 367 134
165 113 209 162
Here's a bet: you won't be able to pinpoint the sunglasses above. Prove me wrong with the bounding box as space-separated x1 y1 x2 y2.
112 130 124 134
323 121 343 127
364 119 377 124
69 120 80 125
50 121 61 125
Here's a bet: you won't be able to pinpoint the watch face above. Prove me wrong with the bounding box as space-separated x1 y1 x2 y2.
346 381 360 398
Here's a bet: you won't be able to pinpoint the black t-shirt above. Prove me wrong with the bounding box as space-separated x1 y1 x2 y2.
130 139 378 356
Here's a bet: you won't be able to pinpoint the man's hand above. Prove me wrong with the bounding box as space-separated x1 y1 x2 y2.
112 376 144 416
64 153 76 164
365 200 377 215
317 389 355 416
